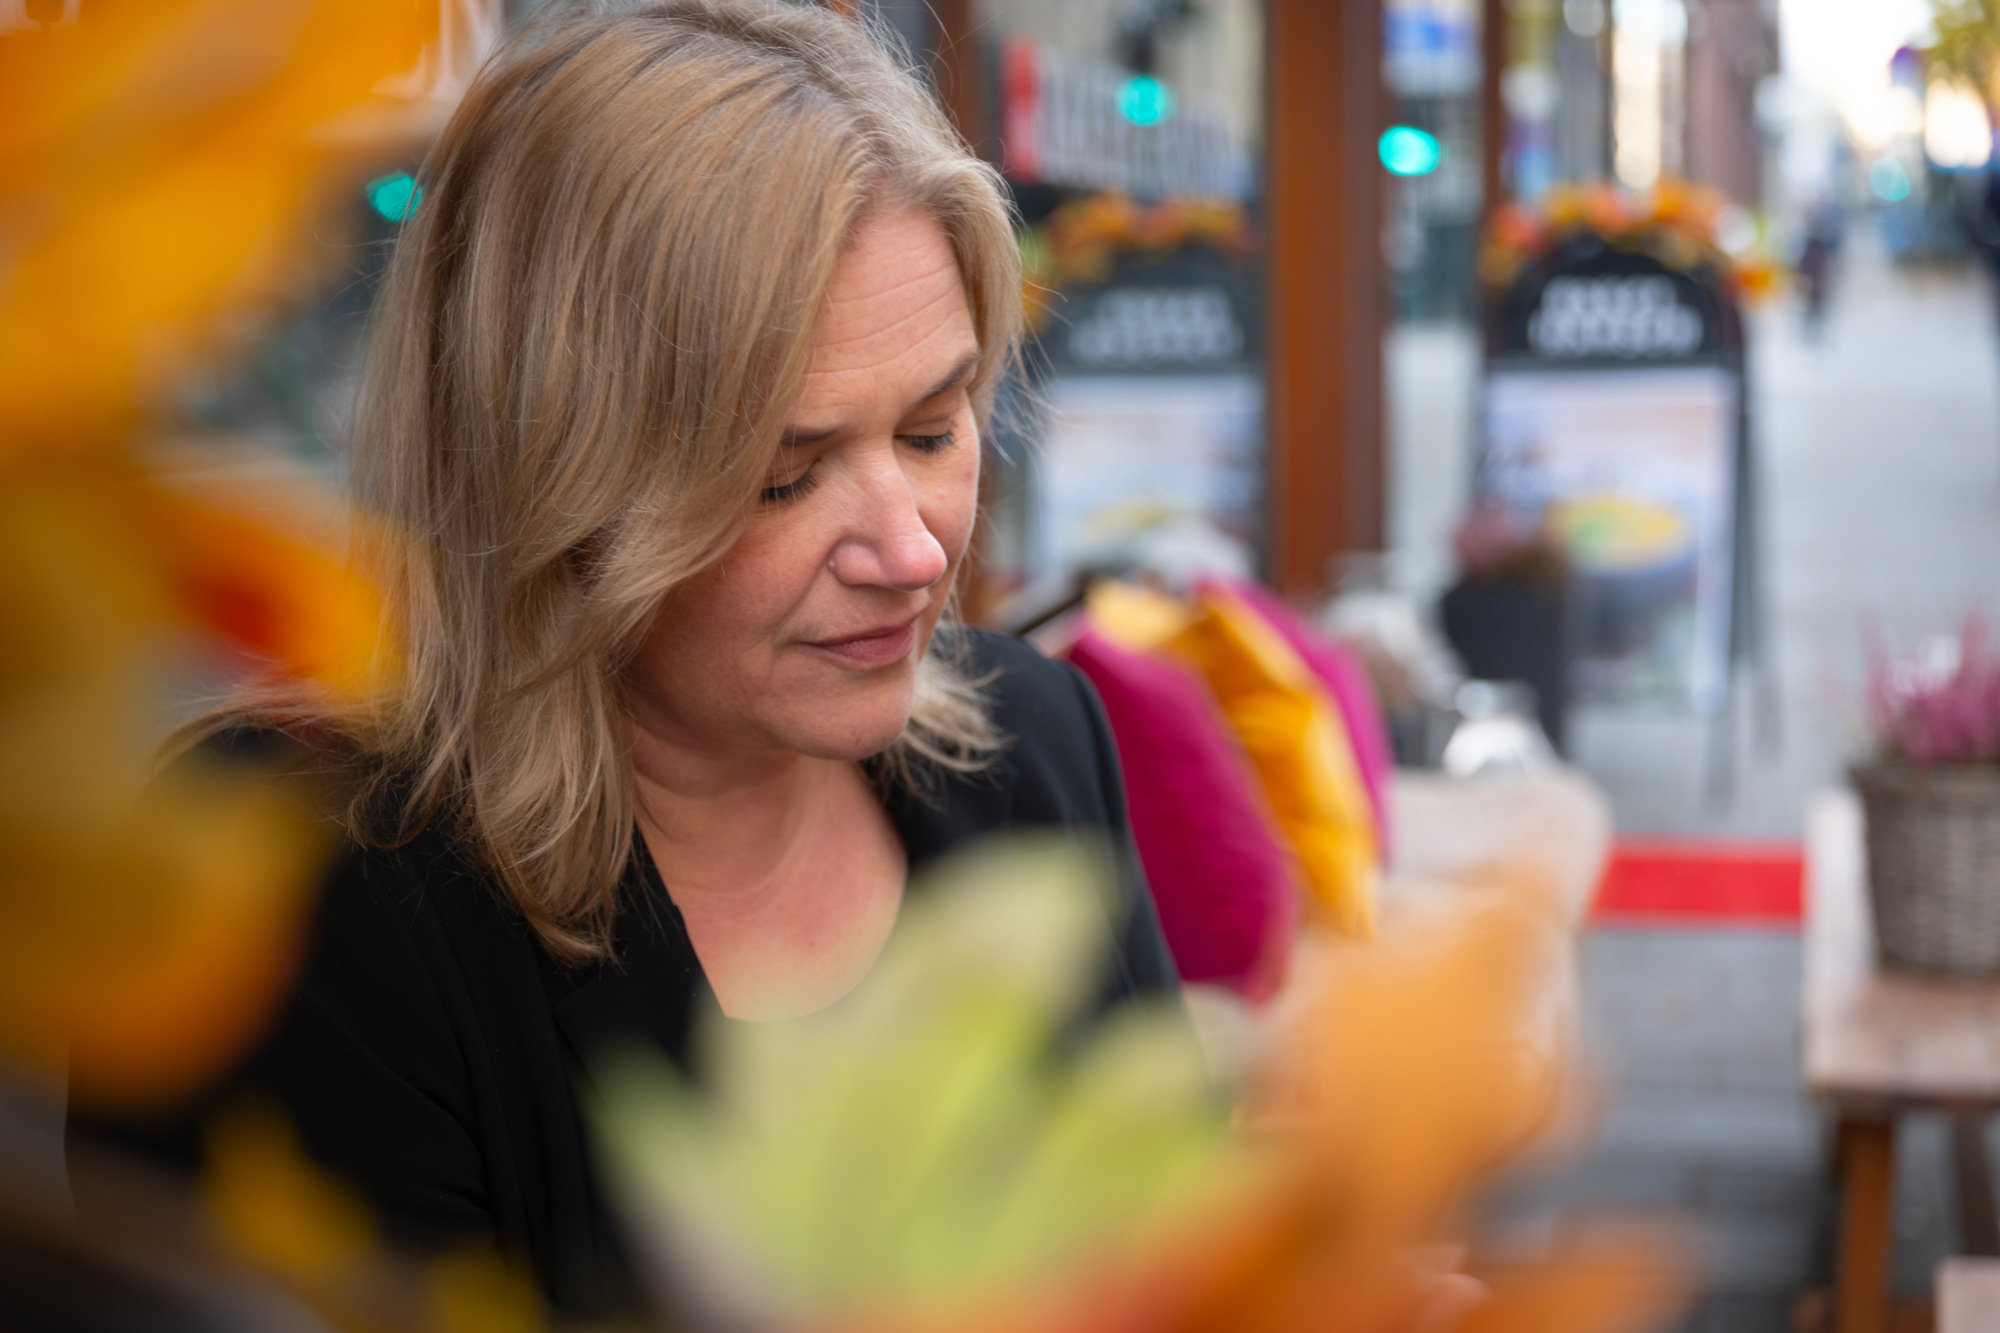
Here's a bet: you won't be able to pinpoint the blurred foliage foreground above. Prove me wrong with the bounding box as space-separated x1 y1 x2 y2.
2 3 1685 1331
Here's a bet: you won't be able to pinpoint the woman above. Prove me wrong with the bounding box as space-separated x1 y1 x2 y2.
79 0 1174 1316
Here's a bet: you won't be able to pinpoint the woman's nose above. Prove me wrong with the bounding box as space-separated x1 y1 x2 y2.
826 459 949 592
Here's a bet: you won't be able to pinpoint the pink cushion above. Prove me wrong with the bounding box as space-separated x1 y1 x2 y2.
1069 629 1297 1000
1209 579 1395 861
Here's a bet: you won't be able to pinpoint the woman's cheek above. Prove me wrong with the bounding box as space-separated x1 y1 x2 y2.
929 435 981 568
708 518 823 660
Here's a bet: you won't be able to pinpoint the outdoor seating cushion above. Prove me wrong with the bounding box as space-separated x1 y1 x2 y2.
1088 580 1380 939
1163 588 1379 938
1211 578 1395 860
1069 628 1298 1000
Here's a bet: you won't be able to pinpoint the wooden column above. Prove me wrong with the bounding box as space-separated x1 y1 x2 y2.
1265 0 1386 599
1481 0 1508 220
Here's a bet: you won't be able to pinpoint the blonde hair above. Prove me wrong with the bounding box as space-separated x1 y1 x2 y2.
254 0 1018 961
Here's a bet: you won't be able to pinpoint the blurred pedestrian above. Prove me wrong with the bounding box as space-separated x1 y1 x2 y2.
1957 165 2000 324
1794 198 1843 339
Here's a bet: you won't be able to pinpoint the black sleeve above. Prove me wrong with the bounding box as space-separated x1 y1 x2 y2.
72 845 496 1254
239 850 497 1249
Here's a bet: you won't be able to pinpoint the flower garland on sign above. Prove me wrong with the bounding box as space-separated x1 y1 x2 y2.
1020 192 1255 331
1480 179 1781 304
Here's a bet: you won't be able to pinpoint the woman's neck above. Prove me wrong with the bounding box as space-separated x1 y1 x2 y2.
625 719 907 1020
628 724 832 911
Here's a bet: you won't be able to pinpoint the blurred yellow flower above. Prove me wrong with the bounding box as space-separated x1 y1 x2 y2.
599 839 1242 1326
206 1104 377 1283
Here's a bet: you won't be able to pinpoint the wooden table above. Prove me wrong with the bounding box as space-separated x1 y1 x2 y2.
1804 790 2000 1333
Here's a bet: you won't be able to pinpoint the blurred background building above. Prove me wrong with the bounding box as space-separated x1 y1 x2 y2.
11 0 1990 822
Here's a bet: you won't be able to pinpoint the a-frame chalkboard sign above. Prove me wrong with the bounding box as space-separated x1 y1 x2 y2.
1475 230 1768 796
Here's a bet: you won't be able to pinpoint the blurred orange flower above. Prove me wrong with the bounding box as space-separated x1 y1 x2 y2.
1021 192 1255 331
143 472 399 706
0 463 355 1107
0 0 428 1108
0 0 439 460
203 1104 554 1331
1582 185 1634 236
1479 178 1782 304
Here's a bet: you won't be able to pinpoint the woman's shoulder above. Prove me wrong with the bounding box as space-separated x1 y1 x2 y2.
175 723 502 937
919 631 1180 1001
893 629 1118 855
955 627 1103 745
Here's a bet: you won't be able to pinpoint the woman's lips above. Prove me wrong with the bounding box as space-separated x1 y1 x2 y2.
803 618 920 669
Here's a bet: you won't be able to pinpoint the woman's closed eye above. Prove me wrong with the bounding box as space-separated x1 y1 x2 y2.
760 426 960 505
897 426 956 454
761 468 820 505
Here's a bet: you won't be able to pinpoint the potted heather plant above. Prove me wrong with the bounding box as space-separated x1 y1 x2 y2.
1852 613 2000 975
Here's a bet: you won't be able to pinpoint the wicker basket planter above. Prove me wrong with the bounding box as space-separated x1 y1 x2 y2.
1852 760 2000 976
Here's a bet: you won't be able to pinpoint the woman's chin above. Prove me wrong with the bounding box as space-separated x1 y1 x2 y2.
761 660 920 760
803 727 910 763
784 701 914 762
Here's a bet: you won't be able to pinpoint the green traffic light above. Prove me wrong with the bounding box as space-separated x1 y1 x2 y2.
1116 75 1175 127
1378 126 1444 177
366 171 423 222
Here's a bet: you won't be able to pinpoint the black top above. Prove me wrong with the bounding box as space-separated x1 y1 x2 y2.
74 631 1176 1316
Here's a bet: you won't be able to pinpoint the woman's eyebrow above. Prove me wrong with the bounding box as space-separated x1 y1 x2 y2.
780 353 980 448
779 425 839 449
914 352 980 406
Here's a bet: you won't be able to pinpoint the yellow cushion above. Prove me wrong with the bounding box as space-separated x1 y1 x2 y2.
1088 581 1378 938
1084 579 1190 653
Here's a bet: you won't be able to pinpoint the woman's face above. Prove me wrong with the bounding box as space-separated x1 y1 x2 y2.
626 206 982 764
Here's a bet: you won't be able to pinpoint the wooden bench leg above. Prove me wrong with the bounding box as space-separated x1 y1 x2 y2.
1835 1116 1896 1333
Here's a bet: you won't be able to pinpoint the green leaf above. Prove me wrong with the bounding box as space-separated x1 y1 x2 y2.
592 836 1239 1323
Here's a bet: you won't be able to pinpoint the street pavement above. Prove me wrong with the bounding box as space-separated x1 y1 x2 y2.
1389 226 2000 1330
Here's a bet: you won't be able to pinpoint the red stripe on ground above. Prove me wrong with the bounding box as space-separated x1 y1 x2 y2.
1590 840 1804 927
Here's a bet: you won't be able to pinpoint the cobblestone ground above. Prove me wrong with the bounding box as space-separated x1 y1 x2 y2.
1391 229 2000 1331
